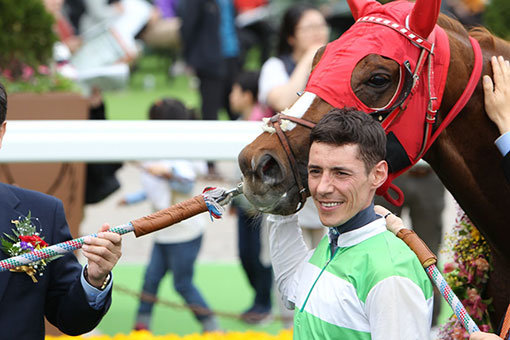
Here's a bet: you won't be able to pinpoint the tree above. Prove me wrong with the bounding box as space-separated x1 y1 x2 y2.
484 0 510 40
0 0 56 79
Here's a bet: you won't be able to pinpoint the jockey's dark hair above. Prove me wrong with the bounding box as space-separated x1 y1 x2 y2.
277 3 318 56
310 108 386 172
0 82 6 124
149 98 193 120
234 71 260 101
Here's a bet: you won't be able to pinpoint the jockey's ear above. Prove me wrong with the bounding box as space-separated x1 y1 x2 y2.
370 160 388 190
408 0 441 38
346 0 381 21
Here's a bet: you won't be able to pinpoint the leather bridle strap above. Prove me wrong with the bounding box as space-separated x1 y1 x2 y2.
268 114 316 212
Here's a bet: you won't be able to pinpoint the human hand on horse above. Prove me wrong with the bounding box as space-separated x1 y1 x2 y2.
483 56 510 135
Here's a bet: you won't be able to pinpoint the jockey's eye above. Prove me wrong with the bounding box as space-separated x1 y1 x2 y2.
367 74 390 88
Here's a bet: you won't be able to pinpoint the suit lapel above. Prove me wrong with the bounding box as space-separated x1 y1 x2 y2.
0 183 24 301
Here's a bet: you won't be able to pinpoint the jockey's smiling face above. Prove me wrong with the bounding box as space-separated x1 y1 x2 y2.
308 142 387 227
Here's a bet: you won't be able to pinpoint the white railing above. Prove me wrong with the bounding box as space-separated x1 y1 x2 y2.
0 120 263 162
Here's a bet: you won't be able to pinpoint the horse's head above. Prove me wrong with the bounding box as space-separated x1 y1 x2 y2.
239 0 450 215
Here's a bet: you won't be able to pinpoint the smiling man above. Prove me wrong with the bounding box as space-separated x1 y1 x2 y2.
266 109 433 339
0 82 122 338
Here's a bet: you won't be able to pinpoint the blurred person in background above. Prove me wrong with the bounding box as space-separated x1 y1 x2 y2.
180 0 240 177
120 99 219 333
258 3 330 249
442 0 485 27
234 0 274 67
258 3 329 114
43 0 125 205
138 0 181 51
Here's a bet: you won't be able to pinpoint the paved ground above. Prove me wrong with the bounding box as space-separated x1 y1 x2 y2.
79 161 458 266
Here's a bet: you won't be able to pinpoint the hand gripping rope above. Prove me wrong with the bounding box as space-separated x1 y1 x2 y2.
0 184 243 272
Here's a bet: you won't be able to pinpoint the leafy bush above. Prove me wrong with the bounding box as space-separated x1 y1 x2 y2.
0 0 74 92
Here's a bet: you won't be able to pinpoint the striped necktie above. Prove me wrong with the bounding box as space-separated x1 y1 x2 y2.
329 228 340 256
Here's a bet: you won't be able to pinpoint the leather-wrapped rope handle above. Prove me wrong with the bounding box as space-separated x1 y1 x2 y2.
131 195 208 237
396 228 437 267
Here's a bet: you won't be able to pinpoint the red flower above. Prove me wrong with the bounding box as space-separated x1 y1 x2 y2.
474 257 489 272
443 262 456 273
21 65 34 81
19 235 48 248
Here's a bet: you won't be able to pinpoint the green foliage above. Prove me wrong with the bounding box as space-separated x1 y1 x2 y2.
0 0 56 76
484 0 510 39
0 0 75 92
0 73 76 93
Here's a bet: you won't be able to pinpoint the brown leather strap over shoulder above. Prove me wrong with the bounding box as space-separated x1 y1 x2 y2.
396 229 437 268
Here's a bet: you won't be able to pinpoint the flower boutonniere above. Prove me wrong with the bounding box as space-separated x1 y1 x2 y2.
0 212 59 282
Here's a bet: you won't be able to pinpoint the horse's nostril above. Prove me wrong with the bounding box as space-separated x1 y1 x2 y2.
257 154 283 186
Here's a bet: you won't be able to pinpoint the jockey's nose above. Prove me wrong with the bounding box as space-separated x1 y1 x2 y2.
315 172 333 197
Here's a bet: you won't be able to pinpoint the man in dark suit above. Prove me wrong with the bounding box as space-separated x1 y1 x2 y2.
0 82 122 338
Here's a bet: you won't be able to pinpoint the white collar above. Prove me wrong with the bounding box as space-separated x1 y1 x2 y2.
332 217 387 248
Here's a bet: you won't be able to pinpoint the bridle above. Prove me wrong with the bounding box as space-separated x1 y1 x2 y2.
266 113 316 212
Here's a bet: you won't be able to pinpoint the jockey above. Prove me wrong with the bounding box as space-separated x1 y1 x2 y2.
267 109 433 339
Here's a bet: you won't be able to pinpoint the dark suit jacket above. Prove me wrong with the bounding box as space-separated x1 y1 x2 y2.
503 152 510 184
180 0 225 78
0 183 111 339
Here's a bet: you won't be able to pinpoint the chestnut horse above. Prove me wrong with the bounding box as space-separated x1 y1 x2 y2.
238 0 510 325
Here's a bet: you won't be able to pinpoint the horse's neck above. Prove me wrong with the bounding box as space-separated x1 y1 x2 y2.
426 31 510 258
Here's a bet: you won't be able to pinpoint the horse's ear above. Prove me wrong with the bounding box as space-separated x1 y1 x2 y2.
312 46 327 72
347 0 381 20
408 0 441 38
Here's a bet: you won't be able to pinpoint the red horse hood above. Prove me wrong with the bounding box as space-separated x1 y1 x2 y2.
305 0 450 168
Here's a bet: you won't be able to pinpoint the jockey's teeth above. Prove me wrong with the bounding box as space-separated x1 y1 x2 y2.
322 202 340 207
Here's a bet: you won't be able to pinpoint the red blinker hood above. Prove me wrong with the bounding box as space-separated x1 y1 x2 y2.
305 0 451 205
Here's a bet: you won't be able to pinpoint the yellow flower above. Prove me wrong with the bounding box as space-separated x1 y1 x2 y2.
470 228 481 242
46 330 294 340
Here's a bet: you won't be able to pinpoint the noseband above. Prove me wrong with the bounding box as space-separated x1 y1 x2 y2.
266 113 316 212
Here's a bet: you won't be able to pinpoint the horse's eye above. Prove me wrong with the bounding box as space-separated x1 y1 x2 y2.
367 74 390 88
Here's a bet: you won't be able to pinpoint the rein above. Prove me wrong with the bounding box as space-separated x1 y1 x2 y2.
266 114 316 212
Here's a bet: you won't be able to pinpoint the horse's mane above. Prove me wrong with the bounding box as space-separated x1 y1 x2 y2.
438 13 510 56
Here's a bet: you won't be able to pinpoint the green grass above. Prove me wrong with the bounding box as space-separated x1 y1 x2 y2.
103 55 200 120
99 263 286 336
103 52 255 121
